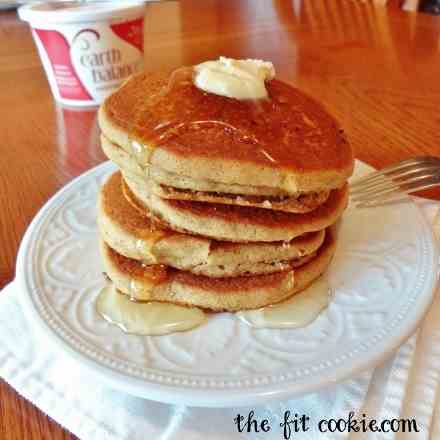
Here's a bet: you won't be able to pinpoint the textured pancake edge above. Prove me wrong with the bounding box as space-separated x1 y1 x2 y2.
100 228 337 312
98 172 327 277
101 134 332 212
123 171 348 242
150 181 330 213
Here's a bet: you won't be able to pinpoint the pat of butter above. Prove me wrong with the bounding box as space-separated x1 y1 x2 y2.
194 57 275 100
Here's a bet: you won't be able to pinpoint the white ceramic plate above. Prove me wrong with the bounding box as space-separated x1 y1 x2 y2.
17 160 439 407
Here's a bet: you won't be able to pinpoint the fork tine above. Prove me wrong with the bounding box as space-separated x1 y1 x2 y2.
350 158 421 186
355 181 440 207
350 164 439 193
351 174 438 203
350 157 438 187
350 168 438 195
350 178 401 197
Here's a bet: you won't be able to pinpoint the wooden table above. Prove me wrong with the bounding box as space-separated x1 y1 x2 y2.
1 0 440 438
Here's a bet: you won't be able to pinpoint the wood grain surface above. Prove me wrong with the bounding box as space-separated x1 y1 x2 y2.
1 0 440 438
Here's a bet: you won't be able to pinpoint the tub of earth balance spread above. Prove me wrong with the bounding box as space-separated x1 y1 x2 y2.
19 1 146 106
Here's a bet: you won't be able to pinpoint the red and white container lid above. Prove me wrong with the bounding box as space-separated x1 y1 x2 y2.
19 1 146 106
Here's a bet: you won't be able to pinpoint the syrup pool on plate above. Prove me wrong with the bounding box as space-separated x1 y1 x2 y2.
237 277 332 329
96 277 331 335
96 284 206 336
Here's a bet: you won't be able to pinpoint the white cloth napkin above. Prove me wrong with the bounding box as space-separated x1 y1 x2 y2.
0 200 439 440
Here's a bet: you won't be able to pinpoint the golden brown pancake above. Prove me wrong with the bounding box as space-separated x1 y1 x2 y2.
98 70 354 195
97 62 351 313
98 172 326 277
101 134 331 213
122 170 349 242
100 227 337 312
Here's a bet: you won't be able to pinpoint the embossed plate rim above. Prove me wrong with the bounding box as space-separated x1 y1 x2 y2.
16 160 439 407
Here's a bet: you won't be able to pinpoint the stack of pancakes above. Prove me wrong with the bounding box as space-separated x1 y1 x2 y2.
97 68 353 312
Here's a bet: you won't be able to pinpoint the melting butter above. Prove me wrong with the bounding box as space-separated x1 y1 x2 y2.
236 277 331 329
96 285 206 336
194 57 275 100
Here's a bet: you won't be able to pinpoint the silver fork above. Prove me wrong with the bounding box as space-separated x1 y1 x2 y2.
350 156 440 207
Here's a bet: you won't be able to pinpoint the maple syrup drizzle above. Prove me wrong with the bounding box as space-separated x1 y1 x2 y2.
126 261 169 302
119 167 169 243
134 212 169 263
126 65 278 171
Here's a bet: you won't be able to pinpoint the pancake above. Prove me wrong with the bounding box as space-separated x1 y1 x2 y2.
101 134 305 197
100 226 337 312
122 170 349 242
98 70 354 195
99 172 326 277
152 183 330 214
101 135 330 213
